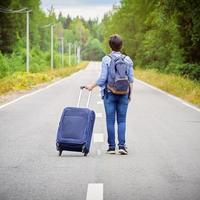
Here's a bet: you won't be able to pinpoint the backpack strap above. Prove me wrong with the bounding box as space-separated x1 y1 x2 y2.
111 54 127 62
107 54 117 79
107 54 112 59
107 53 118 61
121 54 127 60
120 54 129 71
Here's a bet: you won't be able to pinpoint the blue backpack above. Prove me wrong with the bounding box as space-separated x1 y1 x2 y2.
107 54 130 95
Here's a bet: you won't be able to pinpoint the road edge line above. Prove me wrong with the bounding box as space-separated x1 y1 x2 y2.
0 69 84 110
135 78 200 112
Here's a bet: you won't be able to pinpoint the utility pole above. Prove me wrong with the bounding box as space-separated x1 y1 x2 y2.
42 23 55 70
26 10 31 73
74 42 77 64
60 37 64 67
77 46 81 64
0 7 31 72
51 24 54 70
68 43 71 66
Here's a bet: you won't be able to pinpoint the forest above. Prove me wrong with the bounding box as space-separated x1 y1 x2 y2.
0 0 200 81
102 0 200 81
0 0 105 78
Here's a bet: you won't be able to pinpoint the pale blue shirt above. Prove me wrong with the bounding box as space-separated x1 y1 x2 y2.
96 51 134 98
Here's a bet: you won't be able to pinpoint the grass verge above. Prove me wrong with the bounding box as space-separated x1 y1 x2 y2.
135 68 200 107
0 61 88 95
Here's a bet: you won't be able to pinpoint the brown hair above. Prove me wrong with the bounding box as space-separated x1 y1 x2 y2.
109 34 123 51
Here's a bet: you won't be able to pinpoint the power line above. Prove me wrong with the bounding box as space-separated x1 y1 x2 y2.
0 7 28 13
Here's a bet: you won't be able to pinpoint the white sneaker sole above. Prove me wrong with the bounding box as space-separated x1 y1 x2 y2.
107 150 116 154
118 149 128 155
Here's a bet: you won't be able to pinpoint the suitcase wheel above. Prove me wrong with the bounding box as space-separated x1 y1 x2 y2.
84 152 88 157
56 143 60 151
59 150 62 157
83 147 89 157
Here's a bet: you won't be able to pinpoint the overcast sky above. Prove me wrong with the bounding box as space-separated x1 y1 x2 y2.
41 0 120 20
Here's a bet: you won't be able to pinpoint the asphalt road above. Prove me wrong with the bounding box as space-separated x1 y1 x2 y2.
0 62 200 200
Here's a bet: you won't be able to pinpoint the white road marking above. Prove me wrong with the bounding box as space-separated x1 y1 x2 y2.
97 101 103 105
0 70 83 110
96 113 103 118
93 133 104 143
136 79 200 112
86 184 103 200
97 149 101 156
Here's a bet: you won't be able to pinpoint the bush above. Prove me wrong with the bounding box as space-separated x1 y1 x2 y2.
0 48 76 79
82 38 105 61
175 63 200 81
135 68 200 106
0 51 25 78
0 52 9 78
30 48 49 72
0 61 88 95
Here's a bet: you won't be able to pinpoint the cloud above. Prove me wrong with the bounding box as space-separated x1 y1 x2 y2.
52 5 113 20
41 0 120 8
41 0 120 20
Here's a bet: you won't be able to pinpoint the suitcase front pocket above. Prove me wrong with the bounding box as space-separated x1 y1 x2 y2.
61 115 87 141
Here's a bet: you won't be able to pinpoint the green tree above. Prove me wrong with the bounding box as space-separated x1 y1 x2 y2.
0 0 19 53
101 0 200 81
82 38 105 61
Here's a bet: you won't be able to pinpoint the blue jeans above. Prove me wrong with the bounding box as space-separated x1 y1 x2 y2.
103 92 129 148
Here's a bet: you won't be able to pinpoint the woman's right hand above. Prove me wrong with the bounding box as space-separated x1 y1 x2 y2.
85 84 94 91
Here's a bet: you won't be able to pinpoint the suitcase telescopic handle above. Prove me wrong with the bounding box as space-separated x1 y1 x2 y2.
80 86 86 89
77 86 92 108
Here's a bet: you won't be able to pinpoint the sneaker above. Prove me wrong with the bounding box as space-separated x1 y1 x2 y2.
107 147 116 154
118 146 128 155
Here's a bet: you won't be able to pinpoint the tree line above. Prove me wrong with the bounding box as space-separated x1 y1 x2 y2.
1 0 200 82
101 0 200 81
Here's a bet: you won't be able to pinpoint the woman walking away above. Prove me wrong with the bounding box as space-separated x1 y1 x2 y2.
85 34 134 155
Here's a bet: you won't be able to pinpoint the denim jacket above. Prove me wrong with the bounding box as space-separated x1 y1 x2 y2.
96 51 134 98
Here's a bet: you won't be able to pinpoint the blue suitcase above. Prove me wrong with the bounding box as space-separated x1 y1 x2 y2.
56 87 95 156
